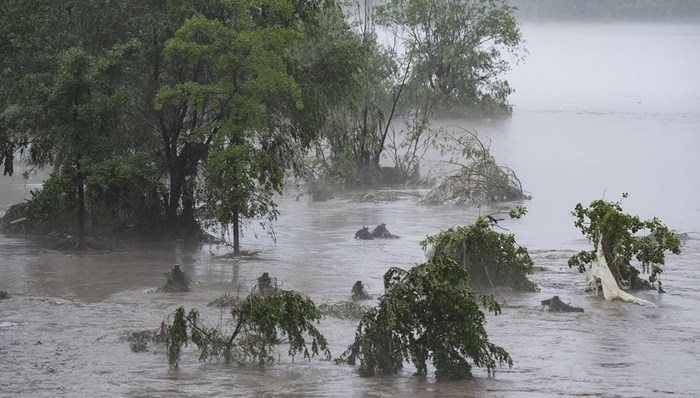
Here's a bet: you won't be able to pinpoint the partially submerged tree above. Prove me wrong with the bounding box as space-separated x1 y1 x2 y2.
422 207 537 291
319 300 371 320
351 280 372 300
340 256 512 379
569 194 681 304
1 0 360 243
165 274 330 368
157 265 194 293
421 129 528 206
376 0 525 117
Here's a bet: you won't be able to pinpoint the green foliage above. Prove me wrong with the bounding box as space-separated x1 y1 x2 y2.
153 3 330 239
340 256 512 379
376 0 525 117
422 216 537 291
157 266 195 293
207 293 241 308
123 328 167 353
2 0 359 241
166 279 330 368
204 141 284 237
27 172 75 229
319 301 371 320
568 195 681 289
84 154 162 210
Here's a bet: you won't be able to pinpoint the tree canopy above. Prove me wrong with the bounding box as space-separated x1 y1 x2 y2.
0 0 528 248
376 0 524 117
569 194 681 292
166 275 330 368
0 0 361 244
340 255 512 379
423 209 537 291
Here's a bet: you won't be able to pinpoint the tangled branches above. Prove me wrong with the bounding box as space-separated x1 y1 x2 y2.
420 129 528 206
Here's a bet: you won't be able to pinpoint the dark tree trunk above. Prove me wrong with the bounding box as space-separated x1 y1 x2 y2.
232 207 240 256
358 155 379 187
76 160 86 250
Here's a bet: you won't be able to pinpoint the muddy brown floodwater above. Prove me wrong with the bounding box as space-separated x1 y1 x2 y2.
2 23 700 397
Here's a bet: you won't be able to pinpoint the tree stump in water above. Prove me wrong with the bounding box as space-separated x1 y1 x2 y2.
157 265 192 292
371 223 398 239
258 272 275 295
354 226 373 240
541 296 584 312
351 281 371 300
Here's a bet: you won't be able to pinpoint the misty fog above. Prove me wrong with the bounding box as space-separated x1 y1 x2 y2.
2 9 700 398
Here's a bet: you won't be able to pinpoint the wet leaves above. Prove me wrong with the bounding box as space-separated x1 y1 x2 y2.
340 256 513 380
569 195 681 291
164 275 330 368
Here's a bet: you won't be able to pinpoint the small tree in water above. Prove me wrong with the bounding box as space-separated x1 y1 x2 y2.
340 256 512 379
422 207 538 292
165 274 330 368
157 266 194 293
569 194 681 298
339 209 536 379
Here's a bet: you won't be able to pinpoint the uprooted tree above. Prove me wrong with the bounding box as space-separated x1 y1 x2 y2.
420 129 528 206
165 274 330 368
422 207 538 291
339 255 513 380
568 194 681 304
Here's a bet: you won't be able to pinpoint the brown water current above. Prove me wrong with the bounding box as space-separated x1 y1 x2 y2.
2 23 700 397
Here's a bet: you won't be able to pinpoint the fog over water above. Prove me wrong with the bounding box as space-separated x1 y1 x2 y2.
1 23 700 397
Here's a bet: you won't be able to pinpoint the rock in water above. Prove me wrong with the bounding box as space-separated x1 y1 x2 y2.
371 223 398 239
541 296 584 312
354 226 373 240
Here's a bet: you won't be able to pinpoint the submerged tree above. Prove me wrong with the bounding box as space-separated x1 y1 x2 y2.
156 265 194 293
1 0 359 242
25 41 153 248
340 255 512 379
376 0 525 117
568 194 681 303
420 129 528 206
422 207 537 291
166 274 330 368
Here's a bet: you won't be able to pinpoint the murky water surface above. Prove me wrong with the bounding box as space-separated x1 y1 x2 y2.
2 24 700 397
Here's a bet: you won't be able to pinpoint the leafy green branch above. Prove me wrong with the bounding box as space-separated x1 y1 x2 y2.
166 276 331 368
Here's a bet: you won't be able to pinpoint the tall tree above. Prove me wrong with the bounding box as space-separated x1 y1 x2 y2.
376 0 524 116
153 1 311 243
0 1 163 239
313 0 415 187
40 42 146 248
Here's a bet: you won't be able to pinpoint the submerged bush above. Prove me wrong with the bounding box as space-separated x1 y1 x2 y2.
319 301 371 320
340 256 512 380
420 130 528 206
156 266 194 293
569 194 681 291
123 325 167 353
423 211 537 292
207 293 240 308
165 274 330 368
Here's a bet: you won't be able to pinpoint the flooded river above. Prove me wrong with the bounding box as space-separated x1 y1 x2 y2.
2 24 700 397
